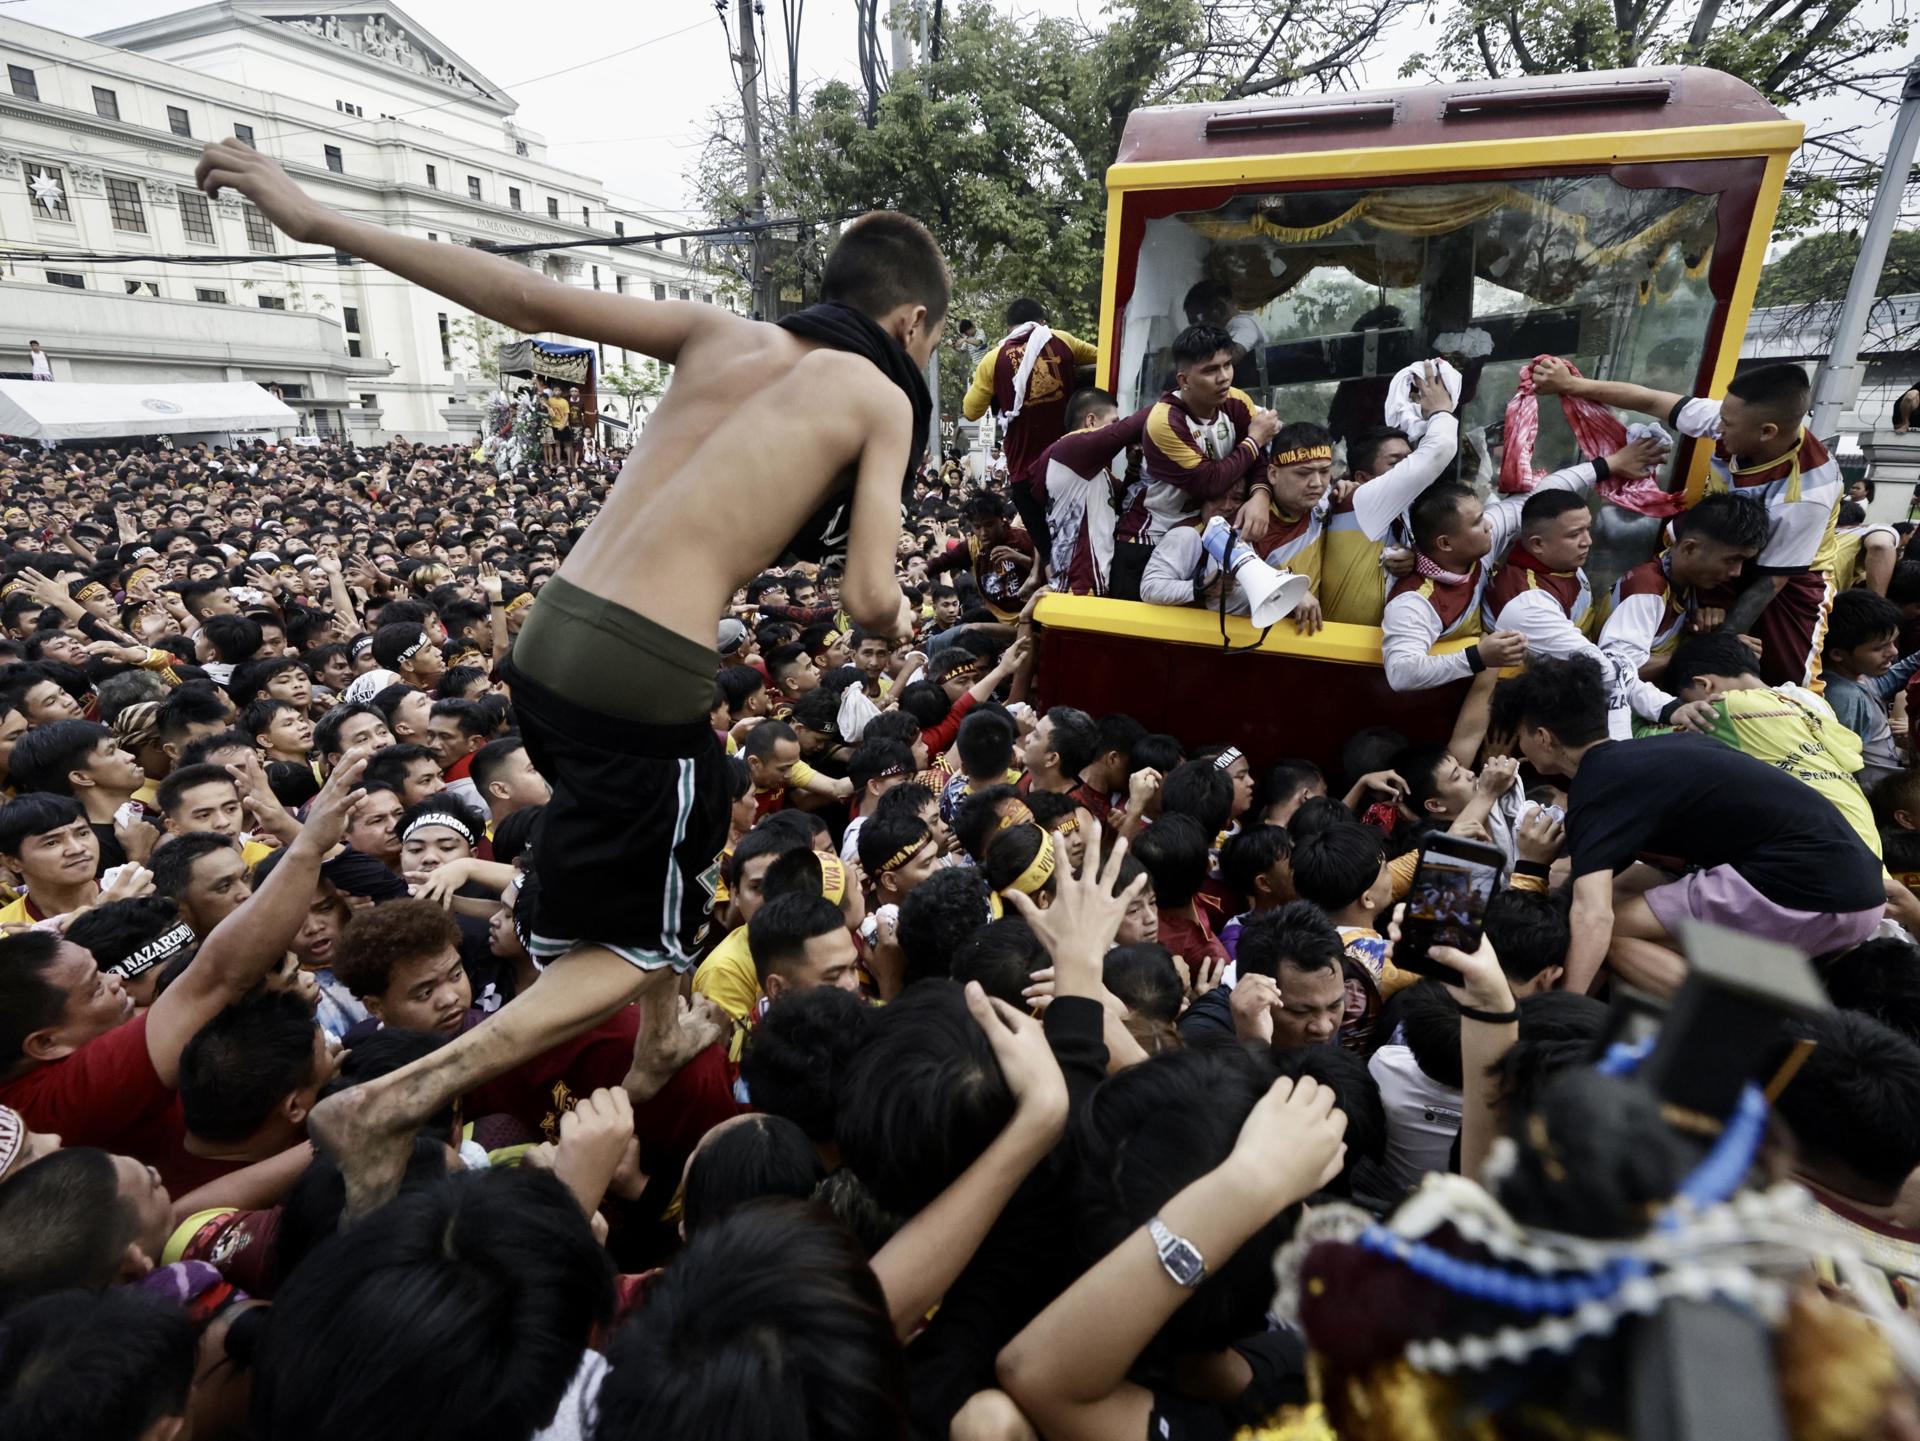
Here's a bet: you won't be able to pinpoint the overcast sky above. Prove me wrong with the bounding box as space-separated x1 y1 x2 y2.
9 0 1909 228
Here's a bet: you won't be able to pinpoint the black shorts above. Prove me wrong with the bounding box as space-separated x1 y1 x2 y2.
498 656 729 973
551 425 571 441
1008 477 1052 568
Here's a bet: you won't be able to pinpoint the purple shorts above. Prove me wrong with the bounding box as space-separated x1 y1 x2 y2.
1644 863 1882 956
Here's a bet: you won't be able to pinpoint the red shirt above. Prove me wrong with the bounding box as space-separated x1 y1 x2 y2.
1155 908 1229 972
0 1011 185 1161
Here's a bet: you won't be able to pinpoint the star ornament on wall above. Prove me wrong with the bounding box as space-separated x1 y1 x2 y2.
29 173 64 211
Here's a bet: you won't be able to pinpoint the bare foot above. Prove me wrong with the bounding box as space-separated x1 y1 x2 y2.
625 984 726 1103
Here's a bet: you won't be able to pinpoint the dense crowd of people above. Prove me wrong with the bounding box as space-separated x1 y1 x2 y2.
3 136 1920 1441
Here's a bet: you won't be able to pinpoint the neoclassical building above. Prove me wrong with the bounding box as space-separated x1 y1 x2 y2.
0 1 720 441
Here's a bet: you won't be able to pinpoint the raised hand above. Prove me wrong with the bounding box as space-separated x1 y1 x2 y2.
1224 1074 1349 1213
1476 630 1528 669
1002 818 1145 999
1415 359 1456 417
302 744 373 851
1531 356 1577 396
195 138 329 244
477 561 504 604
964 980 1067 1132
1515 807 1566 865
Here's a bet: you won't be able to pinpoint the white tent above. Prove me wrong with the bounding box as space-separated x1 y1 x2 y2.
0 381 297 442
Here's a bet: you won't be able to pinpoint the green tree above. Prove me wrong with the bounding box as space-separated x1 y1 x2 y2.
446 315 521 387
1756 230 1920 307
601 358 670 428
1405 0 1910 235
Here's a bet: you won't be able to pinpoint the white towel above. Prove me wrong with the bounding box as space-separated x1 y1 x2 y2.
999 322 1054 426
1382 357 1463 443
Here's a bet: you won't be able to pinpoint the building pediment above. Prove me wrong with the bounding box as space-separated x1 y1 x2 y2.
94 2 514 114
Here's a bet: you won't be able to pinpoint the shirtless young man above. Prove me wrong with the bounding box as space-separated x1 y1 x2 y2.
194 139 936 1207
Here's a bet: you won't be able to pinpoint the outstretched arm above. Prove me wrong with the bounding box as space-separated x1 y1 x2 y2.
195 140 737 364
1533 356 1684 421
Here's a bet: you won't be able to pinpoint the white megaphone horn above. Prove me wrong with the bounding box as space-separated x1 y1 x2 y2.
1200 516 1313 628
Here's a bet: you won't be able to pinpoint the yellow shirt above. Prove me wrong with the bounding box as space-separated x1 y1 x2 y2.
0 894 32 927
242 838 276 869
546 396 570 427
1321 511 1394 626
692 925 760 1024
1704 685 1882 858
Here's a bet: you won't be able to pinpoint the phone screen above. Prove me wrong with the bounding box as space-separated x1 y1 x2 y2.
1393 840 1505 984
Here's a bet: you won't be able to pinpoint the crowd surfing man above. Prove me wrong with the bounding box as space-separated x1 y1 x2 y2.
1 141 1919 1441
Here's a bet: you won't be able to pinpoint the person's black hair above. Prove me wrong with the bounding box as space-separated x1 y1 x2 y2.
1131 812 1210 909
894 867 992 988
63 895 188 979
1663 631 1763 693
228 653 311 708
1236 899 1343 981
1820 936 1920 1042
1484 889 1571 981
1103 942 1184 1022
1170 323 1236 371
1004 297 1045 327
154 760 240 820
1724 360 1811 421
313 701 385 759
1159 758 1234 838
468 735 528 800
740 985 874 1143
1390 742 1456 818
429 696 490 739
895 680 951 729
254 1167 614 1441
847 738 916 794
1487 991 1609 1121
819 210 950 326
1064 386 1118 430
717 664 768 716
1268 418 1332 461
0 1287 196 1439
1889 560 1920 608
724 753 753 805
757 807 829 847
150 831 240 900
1409 480 1475 553
1490 655 1610 749
1837 500 1867 527
1339 725 1408 793
949 916 1047 1006
362 742 439 793
835 980 1013 1216
1347 424 1410 479
5 718 111 796
742 719 800 764
0 1147 141 1300
683 1113 827 1236
1386 979 1465 1088
201 612 264 666
179 989 321 1143
1776 1008 1920 1199
1260 758 1325 811
1036 705 1100 778
1824 587 1904 655
981 824 1054 900
951 782 1022 862
239 696 301 747
1493 1068 1694 1240
1269 1042 1385 1197
155 679 233 746
1076 1044 1298 1355
1518 487 1589 536
727 821 808 891
1130 731 1184 778
748 893 846 987
873 780 937 828
954 707 1016 780
1218 824 1291 899
856 810 933 879
595 1199 909 1441
1092 712 1145 769
1289 823 1384 912
760 845 835 906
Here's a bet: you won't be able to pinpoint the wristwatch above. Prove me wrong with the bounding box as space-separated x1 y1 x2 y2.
1148 1216 1207 1288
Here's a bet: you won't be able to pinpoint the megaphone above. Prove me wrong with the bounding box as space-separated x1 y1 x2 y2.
1200 516 1313 628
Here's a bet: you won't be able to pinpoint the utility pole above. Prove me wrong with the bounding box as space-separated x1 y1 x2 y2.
1810 59 1920 440
888 0 913 76
736 0 769 320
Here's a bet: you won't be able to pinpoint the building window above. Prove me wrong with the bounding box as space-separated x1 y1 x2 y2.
508 186 521 210
334 99 362 117
258 295 287 310
547 196 559 220
581 206 590 226
359 393 377 409
92 86 120 120
677 287 691 301
243 202 275 253
233 123 254 147
591 265 600 290
679 239 689 256
343 306 360 333
615 220 625 238
178 188 215 242
427 231 439 242
426 163 438 188
467 175 482 201
45 271 83 289
25 162 71 221
8 65 38 101
196 287 227 303
654 238 663 250
167 106 192 137
514 139 528 157
615 274 626 295
347 338 363 358
437 313 452 366
106 176 147 234
324 145 344 174
700 291 713 304
125 280 159 297
652 282 666 301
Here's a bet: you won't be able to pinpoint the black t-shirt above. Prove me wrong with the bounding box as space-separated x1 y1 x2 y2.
1566 734 1884 913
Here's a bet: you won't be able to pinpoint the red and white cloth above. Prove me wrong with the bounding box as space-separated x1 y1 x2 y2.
1499 356 1685 517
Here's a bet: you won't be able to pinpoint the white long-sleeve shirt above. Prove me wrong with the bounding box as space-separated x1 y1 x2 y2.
1140 524 1249 613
